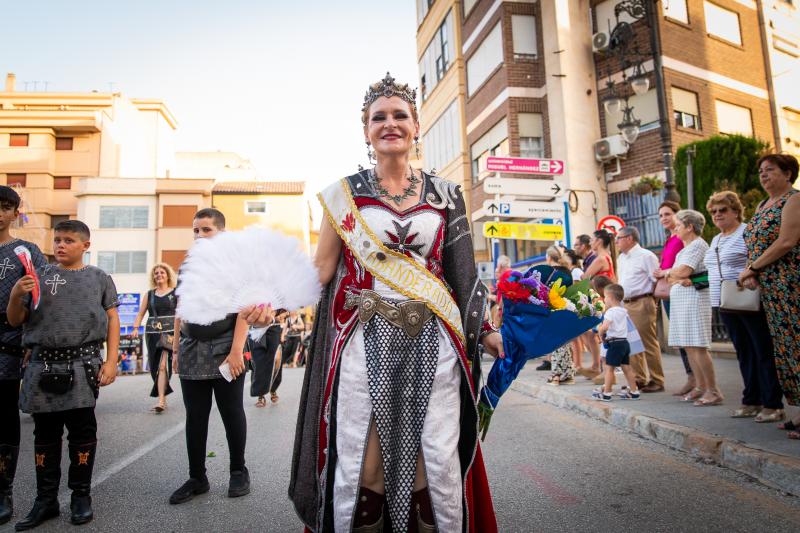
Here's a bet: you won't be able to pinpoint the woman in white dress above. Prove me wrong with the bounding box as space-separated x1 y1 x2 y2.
666 209 723 406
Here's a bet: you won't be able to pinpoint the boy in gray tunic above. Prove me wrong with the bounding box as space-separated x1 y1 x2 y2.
0 186 47 525
169 208 252 505
7 220 119 530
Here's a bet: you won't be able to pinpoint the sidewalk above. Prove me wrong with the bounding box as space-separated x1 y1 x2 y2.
498 352 800 497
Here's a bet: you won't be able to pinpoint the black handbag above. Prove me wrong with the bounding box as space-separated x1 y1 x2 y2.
38 361 74 395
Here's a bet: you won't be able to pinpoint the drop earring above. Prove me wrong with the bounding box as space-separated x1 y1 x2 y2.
414 136 420 159
366 141 376 165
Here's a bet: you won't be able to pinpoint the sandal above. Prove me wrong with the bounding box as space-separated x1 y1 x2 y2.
694 393 724 407
788 431 800 440
672 381 696 397
754 409 785 423
681 388 704 402
270 392 279 404
778 419 799 431
255 397 267 408
731 405 762 418
151 405 165 414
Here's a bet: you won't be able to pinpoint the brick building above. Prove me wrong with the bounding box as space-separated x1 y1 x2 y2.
415 0 800 262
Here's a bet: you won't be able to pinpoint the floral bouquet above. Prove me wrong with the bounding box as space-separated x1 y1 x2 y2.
479 267 604 439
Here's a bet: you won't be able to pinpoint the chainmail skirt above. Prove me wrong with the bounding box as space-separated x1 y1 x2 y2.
333 316 463 532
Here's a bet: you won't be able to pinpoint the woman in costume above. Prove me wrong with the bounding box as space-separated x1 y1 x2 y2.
132 263 178 412
246 73 501 532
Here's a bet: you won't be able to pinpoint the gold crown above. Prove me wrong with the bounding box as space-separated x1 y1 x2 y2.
362 72 417 123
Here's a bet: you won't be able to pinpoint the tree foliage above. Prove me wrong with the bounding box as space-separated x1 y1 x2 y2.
673 135 769 240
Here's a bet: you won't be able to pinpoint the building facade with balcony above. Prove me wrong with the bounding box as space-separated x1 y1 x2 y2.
416 1 472 200
594 0 795 246
74 177 213 295
416 1 799 264
422 0 608 263
0 73 178 257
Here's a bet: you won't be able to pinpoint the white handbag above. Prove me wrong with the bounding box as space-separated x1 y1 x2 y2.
716 247 761 313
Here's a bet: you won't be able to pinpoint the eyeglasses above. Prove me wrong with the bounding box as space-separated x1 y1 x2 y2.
614 234 631 241
709 207 729 215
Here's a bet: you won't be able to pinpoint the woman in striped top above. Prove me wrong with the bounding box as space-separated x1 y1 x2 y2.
704 191 784 423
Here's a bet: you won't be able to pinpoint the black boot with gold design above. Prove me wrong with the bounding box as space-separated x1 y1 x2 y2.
0 444 19 525
14 443 61 531
67 441 96 525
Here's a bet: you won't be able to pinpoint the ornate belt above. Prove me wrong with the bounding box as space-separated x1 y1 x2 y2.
345 289 433 338
34 342 102 362
0 342 24 357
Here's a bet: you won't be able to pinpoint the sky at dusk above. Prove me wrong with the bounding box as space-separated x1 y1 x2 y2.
1 0 420 194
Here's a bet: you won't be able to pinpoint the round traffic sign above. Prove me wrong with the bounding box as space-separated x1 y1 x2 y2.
597 215 626 235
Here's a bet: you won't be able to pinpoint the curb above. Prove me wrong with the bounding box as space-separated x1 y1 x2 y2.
511 379 800 497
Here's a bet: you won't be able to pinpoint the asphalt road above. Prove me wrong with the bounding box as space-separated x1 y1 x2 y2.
4 369 800 532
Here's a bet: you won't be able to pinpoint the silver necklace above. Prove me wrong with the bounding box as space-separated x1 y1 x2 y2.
369 166 420 206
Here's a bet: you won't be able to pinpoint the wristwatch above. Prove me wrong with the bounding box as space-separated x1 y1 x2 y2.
747 263 760 273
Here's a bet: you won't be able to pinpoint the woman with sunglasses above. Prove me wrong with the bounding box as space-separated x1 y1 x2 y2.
704 191 783 422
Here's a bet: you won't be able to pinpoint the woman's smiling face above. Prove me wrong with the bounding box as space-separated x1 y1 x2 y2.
363 96 419 158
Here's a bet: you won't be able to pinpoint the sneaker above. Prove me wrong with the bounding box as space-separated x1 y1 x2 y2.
228 467 251 498
536 360 552 371
591 389 612 402
169 477 210 505
619 390 641 400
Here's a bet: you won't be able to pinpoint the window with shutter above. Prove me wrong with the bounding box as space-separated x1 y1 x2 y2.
672 87 701 130
55 137 73 150
6 174 26 187
99 206 149 229
9 134 28 147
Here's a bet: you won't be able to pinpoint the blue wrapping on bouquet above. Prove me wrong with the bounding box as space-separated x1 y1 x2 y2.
479 299 601 411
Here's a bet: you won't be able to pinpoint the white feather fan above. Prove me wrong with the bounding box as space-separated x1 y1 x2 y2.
176 228 321 325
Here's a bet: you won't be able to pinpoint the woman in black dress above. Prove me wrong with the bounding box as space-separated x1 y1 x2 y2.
133 263 178 412
281 310 305 368
248 322 282 407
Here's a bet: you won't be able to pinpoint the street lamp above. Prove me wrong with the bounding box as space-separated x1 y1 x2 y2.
603 0 680 203
601 79 623 114
618 102 641 144
628 60 650 96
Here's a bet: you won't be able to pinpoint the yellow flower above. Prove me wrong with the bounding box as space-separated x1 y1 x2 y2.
548 279 568 310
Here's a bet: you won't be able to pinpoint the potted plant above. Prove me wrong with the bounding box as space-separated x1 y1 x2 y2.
629 175 664 196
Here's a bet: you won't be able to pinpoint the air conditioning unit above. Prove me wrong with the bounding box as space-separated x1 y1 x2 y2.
592 31 610 53
595 134 629 162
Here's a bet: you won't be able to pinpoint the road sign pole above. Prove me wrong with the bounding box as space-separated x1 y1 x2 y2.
493 174 500 261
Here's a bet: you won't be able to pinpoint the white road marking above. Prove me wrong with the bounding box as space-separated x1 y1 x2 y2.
58 421 185 499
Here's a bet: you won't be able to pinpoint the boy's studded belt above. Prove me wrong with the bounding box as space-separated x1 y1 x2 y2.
344 289 433 338
34 342 102 362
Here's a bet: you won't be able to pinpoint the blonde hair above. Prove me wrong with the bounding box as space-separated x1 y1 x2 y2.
546 246 570 269
149 262 177 289
706 190 744 222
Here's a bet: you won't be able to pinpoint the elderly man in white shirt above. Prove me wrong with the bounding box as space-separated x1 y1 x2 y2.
616 226 665 392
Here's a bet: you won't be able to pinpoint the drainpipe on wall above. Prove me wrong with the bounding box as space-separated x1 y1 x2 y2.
648 1 679 203
756 0 783 153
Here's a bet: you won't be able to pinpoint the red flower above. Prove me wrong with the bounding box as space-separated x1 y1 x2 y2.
340 213 356 233
497 271 533 303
